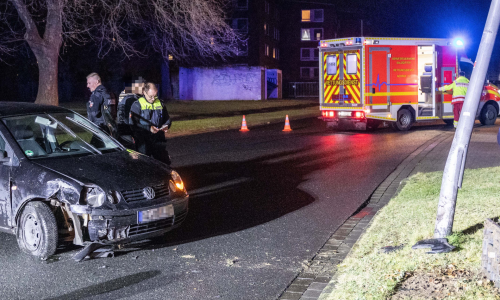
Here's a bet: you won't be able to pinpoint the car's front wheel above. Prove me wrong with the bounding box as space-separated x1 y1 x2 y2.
17 202 58 260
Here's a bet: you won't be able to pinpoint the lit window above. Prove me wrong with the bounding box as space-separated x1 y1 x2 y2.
168 55 174 61
301 28 323 41
265 44 270 56
273 48 276 59
301 29 311 41
314 29 323 40
301 10 311 22
302 9 324 22
347 54 357 74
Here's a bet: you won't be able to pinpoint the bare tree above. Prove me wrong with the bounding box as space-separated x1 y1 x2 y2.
0 0 240 105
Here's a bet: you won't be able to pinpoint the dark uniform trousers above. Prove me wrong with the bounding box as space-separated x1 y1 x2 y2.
134 131 171 165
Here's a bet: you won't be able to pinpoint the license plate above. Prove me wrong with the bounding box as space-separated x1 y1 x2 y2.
138 204 174 224
338 111 352 117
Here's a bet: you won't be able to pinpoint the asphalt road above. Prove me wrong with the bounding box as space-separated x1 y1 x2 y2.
0 118 448 300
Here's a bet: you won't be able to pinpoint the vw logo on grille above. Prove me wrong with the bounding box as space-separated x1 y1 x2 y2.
143 187 155 200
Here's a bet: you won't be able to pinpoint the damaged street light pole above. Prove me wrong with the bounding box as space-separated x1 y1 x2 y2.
413 0 500 254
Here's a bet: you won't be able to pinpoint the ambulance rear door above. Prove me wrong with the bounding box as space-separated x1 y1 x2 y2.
322 48 362 108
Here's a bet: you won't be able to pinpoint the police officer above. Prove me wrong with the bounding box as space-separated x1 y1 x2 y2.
129 82 172 165
439 71 469 128
86 72 113 131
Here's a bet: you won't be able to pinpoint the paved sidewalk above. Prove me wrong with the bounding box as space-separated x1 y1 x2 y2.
277 123 500 300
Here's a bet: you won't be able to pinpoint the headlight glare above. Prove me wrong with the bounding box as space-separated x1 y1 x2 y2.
169 170 186 192
86 187 106 207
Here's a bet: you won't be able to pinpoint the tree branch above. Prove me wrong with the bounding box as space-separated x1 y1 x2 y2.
9 0 43 45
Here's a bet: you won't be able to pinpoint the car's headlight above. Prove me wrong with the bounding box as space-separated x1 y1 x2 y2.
169 170 186 193
85 187 106 207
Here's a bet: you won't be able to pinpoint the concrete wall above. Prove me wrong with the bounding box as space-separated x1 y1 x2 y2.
179 66 263 100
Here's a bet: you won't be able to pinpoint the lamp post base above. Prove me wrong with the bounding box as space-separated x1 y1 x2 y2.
412 238 456 254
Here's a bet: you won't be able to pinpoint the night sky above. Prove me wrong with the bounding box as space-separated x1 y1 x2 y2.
372 0 496 60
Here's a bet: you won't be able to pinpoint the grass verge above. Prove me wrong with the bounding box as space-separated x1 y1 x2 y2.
168 106 319 136
324 168 500 299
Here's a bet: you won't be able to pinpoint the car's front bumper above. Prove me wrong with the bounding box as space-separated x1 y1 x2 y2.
83 196 189 244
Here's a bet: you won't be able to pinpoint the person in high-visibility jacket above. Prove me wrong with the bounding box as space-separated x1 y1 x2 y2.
438 71 469 128
129 82 172 165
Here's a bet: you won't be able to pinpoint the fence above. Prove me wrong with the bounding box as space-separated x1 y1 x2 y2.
288 82 319 98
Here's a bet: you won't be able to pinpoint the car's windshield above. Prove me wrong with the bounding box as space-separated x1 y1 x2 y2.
2 112 122 159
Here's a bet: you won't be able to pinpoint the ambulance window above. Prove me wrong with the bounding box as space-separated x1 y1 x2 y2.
347 54 357 74
326 55 337 75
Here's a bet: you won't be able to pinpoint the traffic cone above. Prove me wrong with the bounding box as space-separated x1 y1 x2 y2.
282 115 292 132
240 115 249 131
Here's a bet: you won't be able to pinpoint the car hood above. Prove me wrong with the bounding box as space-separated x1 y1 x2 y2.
32 150 171 191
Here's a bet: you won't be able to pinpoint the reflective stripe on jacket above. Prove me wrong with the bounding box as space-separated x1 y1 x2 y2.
129 97 171 132
439 76 469 104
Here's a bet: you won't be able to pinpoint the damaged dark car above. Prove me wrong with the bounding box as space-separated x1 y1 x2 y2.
0 103 188 259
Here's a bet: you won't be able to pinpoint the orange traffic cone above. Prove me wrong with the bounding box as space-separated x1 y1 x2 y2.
283 115 292 131
240 115 250 131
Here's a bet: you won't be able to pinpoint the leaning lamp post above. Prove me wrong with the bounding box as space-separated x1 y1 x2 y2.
413 0 500 254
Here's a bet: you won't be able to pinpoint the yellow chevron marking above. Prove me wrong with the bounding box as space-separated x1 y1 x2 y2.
487 89 500 98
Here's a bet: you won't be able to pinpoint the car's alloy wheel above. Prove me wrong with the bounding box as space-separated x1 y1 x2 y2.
17 202 58 259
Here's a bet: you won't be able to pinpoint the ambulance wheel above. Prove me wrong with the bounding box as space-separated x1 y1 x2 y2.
480 104 498 125
443 119 454 126
392 109 413 131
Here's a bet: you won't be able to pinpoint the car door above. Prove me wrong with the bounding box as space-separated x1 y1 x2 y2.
0 133 12 228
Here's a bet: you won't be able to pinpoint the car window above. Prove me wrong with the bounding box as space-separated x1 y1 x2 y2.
2 113 122 159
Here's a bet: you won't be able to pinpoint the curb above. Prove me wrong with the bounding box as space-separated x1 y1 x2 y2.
277 131 453 300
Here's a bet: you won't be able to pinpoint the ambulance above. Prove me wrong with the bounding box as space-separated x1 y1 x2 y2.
318 37 500 130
